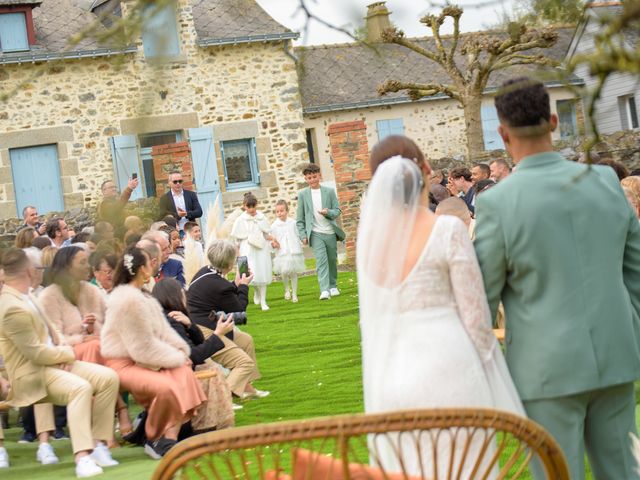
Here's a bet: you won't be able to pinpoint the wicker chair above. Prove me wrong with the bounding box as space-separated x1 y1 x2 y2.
152 408 569 480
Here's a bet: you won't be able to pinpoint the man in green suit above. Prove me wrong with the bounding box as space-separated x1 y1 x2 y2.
475 77 640 480
296 164 345 300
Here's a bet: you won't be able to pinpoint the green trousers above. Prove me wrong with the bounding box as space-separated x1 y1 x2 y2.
524 382 639 480
310 231 338 293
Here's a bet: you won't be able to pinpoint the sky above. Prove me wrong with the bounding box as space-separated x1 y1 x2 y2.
256 0 518 46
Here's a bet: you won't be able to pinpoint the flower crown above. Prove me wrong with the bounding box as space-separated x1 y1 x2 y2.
123 254 135 276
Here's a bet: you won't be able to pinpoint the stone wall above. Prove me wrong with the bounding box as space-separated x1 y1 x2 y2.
0 0 308 223
329 120 370 265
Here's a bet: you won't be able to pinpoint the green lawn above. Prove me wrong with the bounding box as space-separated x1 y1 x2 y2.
1 272 637 479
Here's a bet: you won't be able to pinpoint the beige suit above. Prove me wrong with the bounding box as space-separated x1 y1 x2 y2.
0 286 119 453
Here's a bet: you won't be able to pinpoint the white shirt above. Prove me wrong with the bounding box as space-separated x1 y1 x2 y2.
172 190 187 231
311 188 334 235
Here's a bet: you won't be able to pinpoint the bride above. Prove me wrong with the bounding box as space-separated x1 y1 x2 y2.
358 136 525 477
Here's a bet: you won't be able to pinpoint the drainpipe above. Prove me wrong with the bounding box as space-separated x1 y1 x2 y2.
283 39 298 63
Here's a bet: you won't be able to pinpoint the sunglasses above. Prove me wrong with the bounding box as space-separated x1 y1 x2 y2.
172 180 183 184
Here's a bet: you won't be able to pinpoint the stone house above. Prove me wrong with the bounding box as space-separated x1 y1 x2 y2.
0 0 307 225
298 3 585 182
566 1 639 135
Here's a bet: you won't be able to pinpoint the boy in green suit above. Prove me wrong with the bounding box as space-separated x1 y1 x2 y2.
475 77 640 479
296 164 345 300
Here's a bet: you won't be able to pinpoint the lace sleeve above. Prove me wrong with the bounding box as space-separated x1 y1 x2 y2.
447 217 497 362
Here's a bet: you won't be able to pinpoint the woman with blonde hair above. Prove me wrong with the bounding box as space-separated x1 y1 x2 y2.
15 227 36 249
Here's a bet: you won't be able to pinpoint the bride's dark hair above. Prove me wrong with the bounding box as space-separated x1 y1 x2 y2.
369 135 427 175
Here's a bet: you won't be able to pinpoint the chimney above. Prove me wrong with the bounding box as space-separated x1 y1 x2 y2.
365 2 392 43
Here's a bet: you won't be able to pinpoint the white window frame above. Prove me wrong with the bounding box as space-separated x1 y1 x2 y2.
624 95 639 130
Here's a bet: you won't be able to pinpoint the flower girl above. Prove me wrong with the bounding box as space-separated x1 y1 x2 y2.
271 200 305 302
231 193 273 311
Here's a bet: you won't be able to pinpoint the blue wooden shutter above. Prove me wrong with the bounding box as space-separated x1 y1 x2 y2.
376 120 390 141
142 3 181 58
109 135 143 201
10 144 63 216
481 105 505 151
189 127 222 238
0 13 29 52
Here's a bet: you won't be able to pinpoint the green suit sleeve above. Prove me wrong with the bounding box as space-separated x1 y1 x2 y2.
3 307 75 366
325 188 342 220
474 193 507 324
296 190 308 241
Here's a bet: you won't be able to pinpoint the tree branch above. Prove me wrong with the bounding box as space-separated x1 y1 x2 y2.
378 80 462 102
492 53 559 70
381 27 442 64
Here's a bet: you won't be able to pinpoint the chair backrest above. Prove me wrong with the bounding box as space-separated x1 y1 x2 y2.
152 408 569 480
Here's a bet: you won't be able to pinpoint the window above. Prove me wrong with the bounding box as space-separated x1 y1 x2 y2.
0 12 29 52
10 144 64 215
376 118 404 141
138 131 182 197
620 95 639 130
556 99 578 140
141 2 181 59
481 105 505 151
221 139 260 190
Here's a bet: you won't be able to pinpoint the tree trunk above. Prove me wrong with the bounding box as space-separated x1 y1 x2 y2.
462 95 485 160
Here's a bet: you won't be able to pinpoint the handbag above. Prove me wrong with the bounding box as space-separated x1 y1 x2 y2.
248 227 266 249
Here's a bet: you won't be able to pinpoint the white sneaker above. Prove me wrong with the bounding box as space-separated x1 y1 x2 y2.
253 291 260 305
261 304 270 311
232 403 243 411
90 442 119 467
0 447 9 468
292 294 298 303
319 291 330 300
37 442 59 465
75 456 104 478
284 290 291 300
329 288 340 297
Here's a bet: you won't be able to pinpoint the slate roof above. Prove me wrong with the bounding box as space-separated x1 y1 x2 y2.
0 0 41 5
590 3 639 49
0 0 295 65
297 27 583 114
193 0 297 46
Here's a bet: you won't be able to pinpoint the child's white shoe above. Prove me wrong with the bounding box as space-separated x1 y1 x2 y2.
261 304 270 311
284 290 291 300
291 294 298 303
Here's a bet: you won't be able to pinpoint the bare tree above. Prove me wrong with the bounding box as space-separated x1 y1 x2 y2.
377 5 559 158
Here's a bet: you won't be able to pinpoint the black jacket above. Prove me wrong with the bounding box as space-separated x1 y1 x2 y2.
164 310 222 364
158 189 203 222
186 267 249 344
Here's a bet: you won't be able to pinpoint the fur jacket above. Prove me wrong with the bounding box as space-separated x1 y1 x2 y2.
101 284 190 369
38 282 105 346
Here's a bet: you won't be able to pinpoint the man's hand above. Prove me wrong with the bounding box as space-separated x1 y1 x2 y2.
177 207 187 218
83 313 96 335
127 178 139 190
37 223 47 236
213 313 235 337
57 363 73 372
318 208 329 216
0 377 10 398
302 238 308 245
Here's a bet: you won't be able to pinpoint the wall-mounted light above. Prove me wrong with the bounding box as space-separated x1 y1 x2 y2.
159 90 168 100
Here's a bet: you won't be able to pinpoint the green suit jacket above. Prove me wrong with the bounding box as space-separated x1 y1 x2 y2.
475 151 640 401
296 186 345 242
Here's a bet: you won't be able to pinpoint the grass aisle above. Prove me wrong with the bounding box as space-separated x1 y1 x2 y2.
0 273 363 479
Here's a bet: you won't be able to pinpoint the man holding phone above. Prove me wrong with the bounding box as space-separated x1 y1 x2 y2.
97 177 139 237
158 171 203 233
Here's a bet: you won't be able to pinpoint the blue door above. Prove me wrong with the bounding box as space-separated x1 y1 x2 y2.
109 135 143 201
10 144 64 216
189 127 221 240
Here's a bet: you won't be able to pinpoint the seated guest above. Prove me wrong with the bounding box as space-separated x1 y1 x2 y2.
94 222 114 242
32 236 52 250
167 228 184 263
152 279 235 430
124 216 145 235
142 231 185 287
38 247 133 437
89 251 117 296
15 227 37 249
46 217 72 248
0 248 119 477
95 238 124 258
41 246 58 288
18 206 46 236
187 240 268 399
101 247 207 459
124 231 142 248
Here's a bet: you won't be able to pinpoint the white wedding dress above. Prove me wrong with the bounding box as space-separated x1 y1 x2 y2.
358 157 524 478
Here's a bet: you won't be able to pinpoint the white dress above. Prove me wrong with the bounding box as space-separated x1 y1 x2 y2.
231 211 273 286
360 215 524 478
271 218 305 275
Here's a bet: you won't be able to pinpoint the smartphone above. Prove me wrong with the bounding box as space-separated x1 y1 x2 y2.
237 256 249 278
132 172 138 180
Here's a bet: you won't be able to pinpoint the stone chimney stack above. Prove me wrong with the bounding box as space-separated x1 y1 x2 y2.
365 2 392 43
